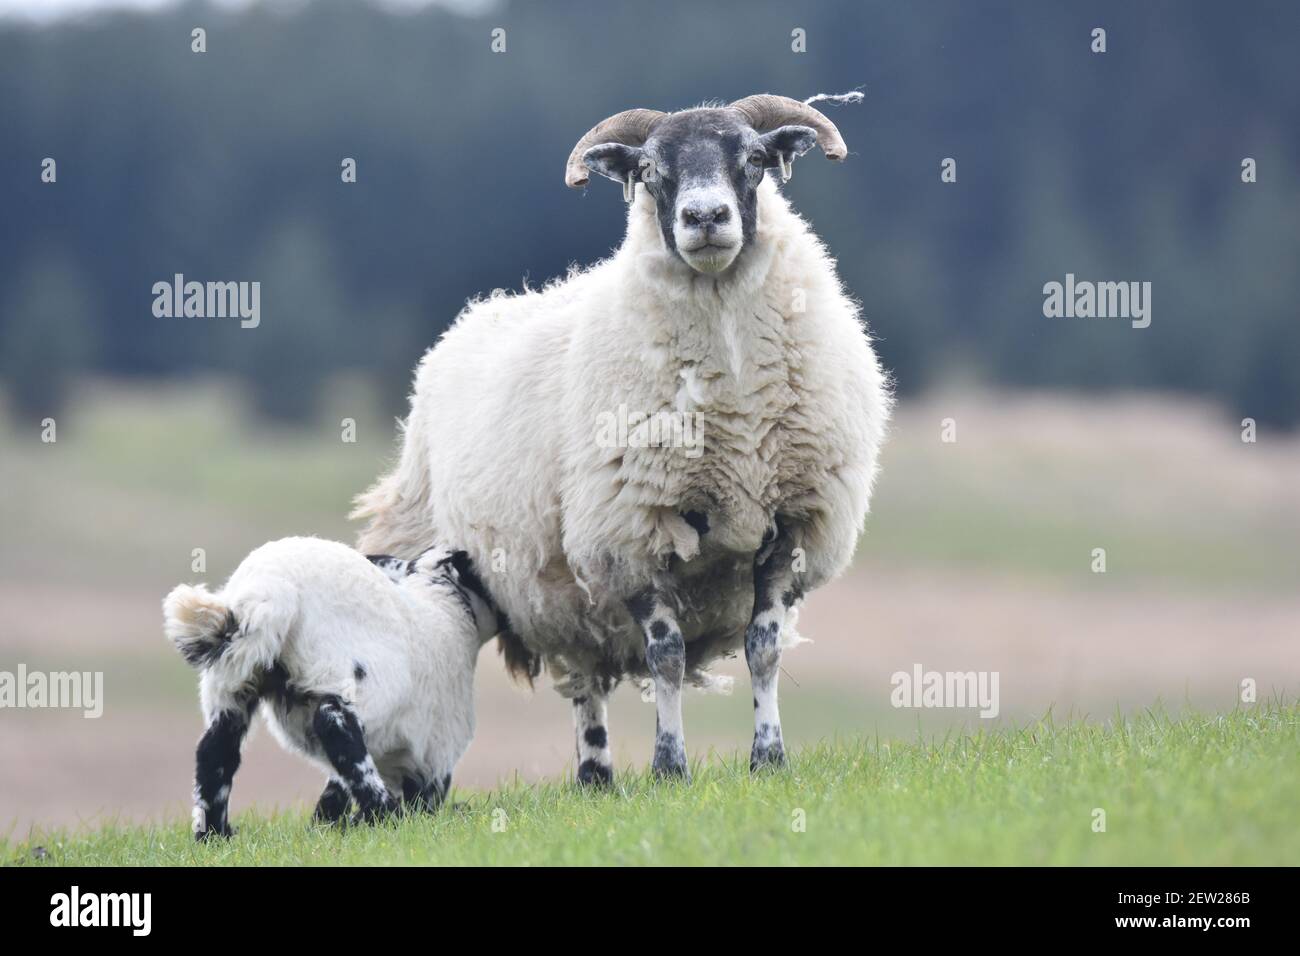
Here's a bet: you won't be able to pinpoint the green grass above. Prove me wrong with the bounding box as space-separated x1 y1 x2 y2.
8 704 1297 866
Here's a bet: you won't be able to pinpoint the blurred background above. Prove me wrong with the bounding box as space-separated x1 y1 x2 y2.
1 0 1298 834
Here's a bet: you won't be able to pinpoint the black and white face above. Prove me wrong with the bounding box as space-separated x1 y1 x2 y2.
582 109 819 275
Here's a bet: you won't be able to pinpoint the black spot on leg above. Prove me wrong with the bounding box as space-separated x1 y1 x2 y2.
645 630 684 679
313 698 369 773
650 619 669 641
652 731 689 779
353 662 367 681
312 696 395 821
577 759 613 787
751 725 787 772
584 725 608 749
313 778 351 824
193 708 250 839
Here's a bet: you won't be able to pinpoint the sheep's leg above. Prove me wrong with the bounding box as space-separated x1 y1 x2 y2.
398 772 451 813
419 773 453 812
312 775 351 824
747 522 800 771
193 698 255 841
628 590 689 780
312 696 398 823
573 691 614 787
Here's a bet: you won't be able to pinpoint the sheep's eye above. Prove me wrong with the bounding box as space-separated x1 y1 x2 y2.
747 152 765 167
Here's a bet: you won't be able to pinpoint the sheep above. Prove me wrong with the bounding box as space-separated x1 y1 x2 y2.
162 537 499 839
354 93 892 783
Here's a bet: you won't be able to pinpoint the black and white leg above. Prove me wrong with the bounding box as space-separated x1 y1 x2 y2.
628 590 689 780
313 775 352 824
311 696 397 823
193 696 256 841
401 772 452 814
573 691 613 786
747 520 800 771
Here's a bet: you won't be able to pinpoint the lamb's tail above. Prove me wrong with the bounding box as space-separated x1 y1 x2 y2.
163 584 239 669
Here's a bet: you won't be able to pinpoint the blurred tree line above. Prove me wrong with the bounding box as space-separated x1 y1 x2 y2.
1 0 1297 425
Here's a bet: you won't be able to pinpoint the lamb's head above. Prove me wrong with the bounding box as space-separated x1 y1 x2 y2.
566 94 852 275
410 546 502 644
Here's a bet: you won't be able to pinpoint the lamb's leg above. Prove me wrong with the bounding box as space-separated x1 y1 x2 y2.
311 696 398 823
573 691 613 787
193 699 255 841
312 775 351 824
419 773 452 812
628 590 689 780
747 521 800 771
398 772 451 813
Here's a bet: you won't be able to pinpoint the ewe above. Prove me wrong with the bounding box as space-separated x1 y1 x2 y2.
163 539 498 838
355 93 891 782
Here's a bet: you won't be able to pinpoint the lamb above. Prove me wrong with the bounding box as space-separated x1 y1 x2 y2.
354 93 892 782
162 537 499 839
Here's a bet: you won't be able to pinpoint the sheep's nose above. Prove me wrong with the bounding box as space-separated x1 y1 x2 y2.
681 204 731 227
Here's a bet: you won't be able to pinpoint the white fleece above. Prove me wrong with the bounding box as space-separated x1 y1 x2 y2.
355 176 892 693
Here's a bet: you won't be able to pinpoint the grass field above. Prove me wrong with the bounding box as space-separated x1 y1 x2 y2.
7 705 1296 866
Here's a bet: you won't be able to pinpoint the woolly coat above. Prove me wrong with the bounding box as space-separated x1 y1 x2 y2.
355 177 891 693
166 537 483 789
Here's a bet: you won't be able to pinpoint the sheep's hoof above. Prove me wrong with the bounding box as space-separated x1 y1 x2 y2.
652 760 690 782
750 740 787 773
651 734 690 781
576 759 614 788
351 795 399 826
194 823 235 843
313 800 352 826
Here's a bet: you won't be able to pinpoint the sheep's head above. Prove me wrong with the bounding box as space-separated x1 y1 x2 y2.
566 94 852 275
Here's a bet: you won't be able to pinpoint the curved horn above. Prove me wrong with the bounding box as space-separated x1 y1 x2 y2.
728 93 849 161
564 108 666 188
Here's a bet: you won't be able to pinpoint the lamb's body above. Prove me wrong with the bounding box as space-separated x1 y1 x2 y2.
357 182 889 718
164 537 494 838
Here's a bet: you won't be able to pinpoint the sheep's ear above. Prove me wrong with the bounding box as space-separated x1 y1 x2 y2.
757 125 818 173
448 550 472 575
582 143 645 185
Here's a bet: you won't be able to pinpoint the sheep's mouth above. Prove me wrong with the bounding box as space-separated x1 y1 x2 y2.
679 241 742 275
680 239 738 253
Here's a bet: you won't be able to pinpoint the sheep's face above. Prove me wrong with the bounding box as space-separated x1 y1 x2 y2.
583 109 818 275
